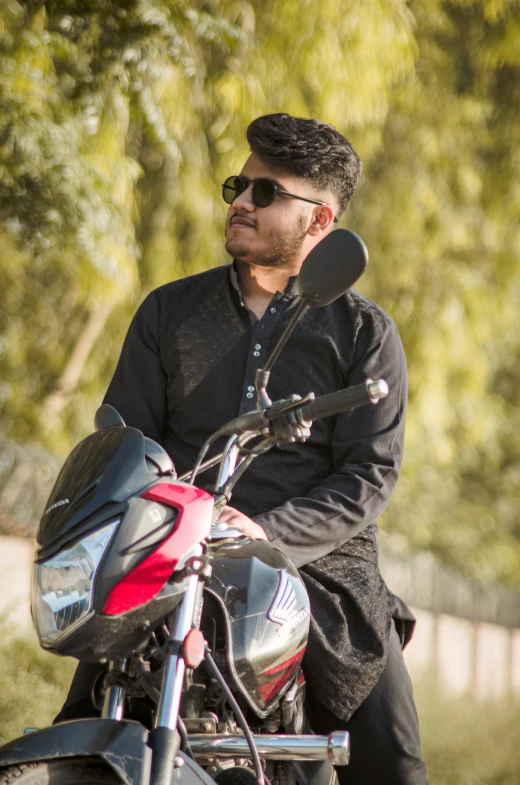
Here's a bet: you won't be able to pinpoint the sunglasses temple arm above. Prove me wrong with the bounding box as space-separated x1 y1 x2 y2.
299 195 340 222
282 190 338 219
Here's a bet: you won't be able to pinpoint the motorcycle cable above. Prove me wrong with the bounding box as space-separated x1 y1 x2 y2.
204 646 264 785
189 429 228 484
219 438 275 500
188 428 268 484
177 716 195 760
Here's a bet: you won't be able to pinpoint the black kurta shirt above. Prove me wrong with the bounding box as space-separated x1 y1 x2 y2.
104 263 407 721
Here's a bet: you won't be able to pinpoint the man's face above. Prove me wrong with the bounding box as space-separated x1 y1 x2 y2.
225 154 331 268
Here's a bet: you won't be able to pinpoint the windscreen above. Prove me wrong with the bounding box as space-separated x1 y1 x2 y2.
38 427 156 552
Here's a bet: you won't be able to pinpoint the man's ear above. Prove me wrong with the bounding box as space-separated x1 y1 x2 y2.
307 205 336 235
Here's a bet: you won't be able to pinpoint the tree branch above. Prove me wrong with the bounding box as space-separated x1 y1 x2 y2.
41 301 114 419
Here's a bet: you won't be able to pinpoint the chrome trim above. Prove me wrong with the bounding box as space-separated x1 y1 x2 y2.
187 732 350 765
327 731 350 765
367 378 388 402
102 658 128 721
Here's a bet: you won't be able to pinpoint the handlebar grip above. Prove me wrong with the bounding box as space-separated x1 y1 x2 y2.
298 379 388 422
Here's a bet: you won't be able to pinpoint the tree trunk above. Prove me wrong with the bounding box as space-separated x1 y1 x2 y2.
41 301 114 419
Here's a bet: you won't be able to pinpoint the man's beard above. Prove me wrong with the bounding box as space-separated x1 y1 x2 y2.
225 216 308 268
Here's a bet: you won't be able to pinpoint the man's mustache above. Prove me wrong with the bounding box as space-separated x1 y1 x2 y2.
229 212 257 227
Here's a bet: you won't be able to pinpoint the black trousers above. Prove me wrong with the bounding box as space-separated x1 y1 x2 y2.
56 625 428 785
306 625 428 785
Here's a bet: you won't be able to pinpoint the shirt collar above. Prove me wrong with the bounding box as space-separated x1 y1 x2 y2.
229 261 299 300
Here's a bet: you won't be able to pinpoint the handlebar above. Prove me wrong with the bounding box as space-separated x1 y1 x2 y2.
298 379 388 423
217 378 388 438
186 378 388 487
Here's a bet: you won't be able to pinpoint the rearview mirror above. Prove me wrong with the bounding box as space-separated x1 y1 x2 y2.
256 229 369 407
298 229 368 307
94 404 126 431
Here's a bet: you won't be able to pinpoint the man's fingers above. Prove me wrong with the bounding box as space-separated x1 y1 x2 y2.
216 506 267 540
217 509 245 529
217 506 237 523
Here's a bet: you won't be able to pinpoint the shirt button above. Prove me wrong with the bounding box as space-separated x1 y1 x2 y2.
270 307 277 313
247 385 254 392
246 392 254 399
253 351 260 357
254 343 261 350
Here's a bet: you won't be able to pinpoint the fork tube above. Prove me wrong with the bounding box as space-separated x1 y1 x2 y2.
150 554 203 785
155 573 200 730
102 659 128 720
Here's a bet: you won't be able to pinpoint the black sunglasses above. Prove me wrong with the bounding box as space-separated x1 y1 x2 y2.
222 176 338 222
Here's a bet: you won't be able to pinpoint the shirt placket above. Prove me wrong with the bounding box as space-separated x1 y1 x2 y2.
238 291 293 414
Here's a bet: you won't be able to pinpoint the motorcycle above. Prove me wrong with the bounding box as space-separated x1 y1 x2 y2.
0 230 388 785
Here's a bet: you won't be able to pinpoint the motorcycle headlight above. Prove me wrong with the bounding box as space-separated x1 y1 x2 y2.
31 519 118 646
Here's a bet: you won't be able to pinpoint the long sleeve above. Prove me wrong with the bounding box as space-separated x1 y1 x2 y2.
103 290 167 444
252 319 407 569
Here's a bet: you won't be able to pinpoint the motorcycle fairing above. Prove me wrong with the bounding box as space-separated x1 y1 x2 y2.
37 483 213 659
204 538 310 717
37 427 174 560
0 721 216 785
35 489 184 659
102 482 213 615
44 583 186 660
33 420 215 659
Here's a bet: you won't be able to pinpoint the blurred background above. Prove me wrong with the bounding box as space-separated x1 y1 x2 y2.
0 1 519 782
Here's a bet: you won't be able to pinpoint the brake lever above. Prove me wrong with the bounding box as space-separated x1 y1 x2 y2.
265 391 316 420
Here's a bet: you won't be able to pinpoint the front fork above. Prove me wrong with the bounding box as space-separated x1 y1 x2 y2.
102 658 128 721
101 562 204 785
155 571 202 729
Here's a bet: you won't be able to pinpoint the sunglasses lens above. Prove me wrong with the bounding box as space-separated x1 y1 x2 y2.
252 179 276 208
222 176 247 204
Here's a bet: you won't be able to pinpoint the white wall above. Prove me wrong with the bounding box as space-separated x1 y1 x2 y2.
0 535 35 631
403 607 520 700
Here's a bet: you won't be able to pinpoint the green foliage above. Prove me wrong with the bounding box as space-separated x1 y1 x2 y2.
417 683 520 785
353 0 520 585
0 631 75 744
0 0 519 585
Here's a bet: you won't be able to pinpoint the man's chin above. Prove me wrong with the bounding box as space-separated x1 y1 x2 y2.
225 239 293 269
225 239 253 262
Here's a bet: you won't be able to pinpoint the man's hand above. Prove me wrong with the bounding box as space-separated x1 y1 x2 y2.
218 505 268 540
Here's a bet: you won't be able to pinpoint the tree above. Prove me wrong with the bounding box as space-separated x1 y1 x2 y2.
0 0 243 441
351 0 520 584
1 0 519 584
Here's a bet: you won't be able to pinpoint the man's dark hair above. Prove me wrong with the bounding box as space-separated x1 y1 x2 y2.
246 113 362 216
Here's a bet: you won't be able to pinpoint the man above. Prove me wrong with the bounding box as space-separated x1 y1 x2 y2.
58 114 428 784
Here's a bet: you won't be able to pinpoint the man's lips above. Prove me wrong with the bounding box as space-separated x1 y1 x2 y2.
230 216 256 229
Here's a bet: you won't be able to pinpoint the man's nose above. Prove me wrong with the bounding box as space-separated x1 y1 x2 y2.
232 183 256 213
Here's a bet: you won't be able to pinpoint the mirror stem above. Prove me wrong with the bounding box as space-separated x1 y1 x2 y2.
255 369 272 409
255 296 310 410
264 296 309 373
